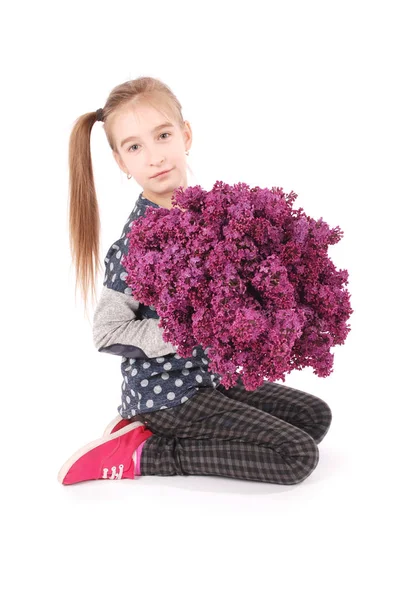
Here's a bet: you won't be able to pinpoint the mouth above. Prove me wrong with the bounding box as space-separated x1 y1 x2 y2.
151 168 173 179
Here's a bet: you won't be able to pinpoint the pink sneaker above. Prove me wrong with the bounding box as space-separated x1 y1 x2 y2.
57 421 153 485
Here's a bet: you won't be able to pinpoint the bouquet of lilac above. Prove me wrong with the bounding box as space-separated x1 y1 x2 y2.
122 181 353 390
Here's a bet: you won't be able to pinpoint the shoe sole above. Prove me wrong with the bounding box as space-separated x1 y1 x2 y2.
58 420 145 485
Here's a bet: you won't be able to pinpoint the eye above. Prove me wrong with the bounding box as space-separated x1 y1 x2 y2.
128 132 171 152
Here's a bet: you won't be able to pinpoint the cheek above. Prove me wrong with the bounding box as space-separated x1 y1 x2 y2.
171 149 187 164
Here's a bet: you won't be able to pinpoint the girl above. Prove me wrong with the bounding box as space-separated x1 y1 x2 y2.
58 76 332 486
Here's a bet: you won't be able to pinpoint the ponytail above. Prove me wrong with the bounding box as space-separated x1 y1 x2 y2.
68 111 102 318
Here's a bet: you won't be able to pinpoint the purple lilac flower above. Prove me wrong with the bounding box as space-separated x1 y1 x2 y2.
122 181 353 390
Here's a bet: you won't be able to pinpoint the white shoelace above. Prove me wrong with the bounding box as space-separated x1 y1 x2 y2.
101 450 137 479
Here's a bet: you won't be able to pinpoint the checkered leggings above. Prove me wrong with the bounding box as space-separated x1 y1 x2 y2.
138 378 332 485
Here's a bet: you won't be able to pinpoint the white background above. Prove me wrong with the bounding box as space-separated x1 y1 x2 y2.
1 0 400 598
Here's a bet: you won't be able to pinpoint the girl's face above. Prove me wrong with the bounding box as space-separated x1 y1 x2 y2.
112 103 192 209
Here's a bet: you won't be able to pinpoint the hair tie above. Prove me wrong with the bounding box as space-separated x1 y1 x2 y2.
95 108 104 122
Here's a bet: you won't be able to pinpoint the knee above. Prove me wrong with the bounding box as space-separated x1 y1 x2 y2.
285 434 320 485
315 400 333 444
320 398 333 425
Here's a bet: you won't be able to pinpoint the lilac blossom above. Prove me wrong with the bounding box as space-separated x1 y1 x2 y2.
122 181 353 390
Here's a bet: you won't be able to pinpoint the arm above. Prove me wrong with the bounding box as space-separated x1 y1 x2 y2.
93 286 177 359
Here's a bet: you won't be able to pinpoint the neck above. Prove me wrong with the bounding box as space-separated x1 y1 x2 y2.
142 190 175 209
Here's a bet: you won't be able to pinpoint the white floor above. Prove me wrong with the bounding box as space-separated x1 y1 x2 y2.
3 360 398 600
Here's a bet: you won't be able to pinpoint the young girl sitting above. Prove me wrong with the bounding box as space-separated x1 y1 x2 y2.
58 76 332 486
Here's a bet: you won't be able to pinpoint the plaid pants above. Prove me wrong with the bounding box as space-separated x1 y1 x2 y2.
138 378 332 485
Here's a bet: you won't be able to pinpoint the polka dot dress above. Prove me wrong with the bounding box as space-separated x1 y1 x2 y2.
103 192 222 419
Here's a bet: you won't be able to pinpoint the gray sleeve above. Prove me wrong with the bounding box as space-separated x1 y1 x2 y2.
92 286 178 359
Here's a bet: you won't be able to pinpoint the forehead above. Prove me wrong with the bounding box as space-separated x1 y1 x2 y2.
113 103 176 148
114 103 176 139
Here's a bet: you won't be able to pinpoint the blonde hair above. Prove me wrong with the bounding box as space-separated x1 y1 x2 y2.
67 76 193 317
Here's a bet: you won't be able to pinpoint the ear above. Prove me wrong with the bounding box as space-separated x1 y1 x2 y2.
112 150 127 174
183 120 192 152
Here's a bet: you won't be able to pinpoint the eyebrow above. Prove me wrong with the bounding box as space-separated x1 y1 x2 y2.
120 122 174 147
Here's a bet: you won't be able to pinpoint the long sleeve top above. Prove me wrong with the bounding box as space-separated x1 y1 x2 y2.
93 191 221 418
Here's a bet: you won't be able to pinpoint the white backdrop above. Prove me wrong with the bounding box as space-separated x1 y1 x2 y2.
1 0 399 598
